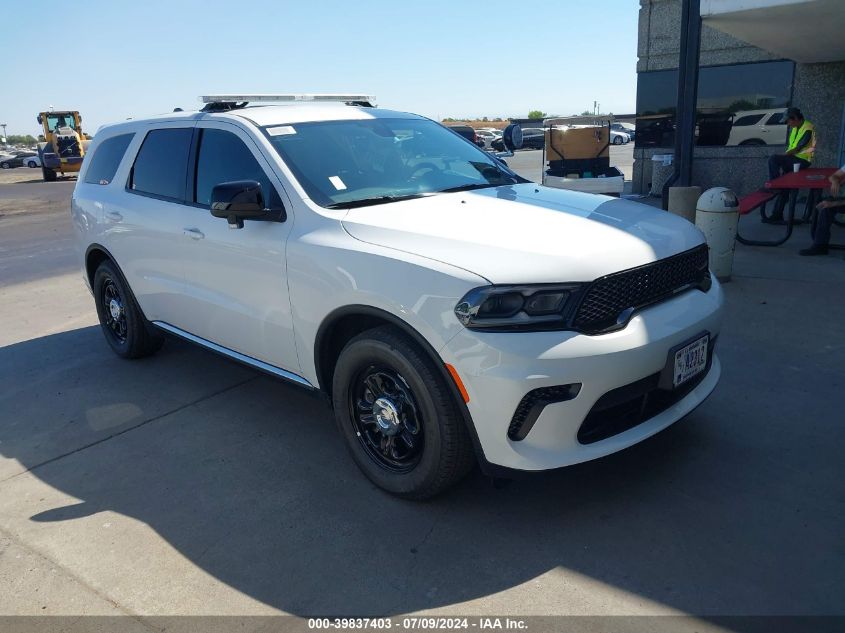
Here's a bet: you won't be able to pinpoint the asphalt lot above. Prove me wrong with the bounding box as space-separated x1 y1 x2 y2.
0 159 844 623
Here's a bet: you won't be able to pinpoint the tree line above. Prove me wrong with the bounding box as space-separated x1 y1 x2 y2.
2 134 43 145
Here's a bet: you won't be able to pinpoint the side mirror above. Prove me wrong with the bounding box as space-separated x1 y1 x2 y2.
503 124 523 151
210 180 269 229
37 114 43 125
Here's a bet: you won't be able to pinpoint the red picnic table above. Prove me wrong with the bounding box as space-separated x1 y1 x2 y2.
737 167 838 247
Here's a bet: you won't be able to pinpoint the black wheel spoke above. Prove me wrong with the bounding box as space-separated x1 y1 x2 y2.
364 374 383 397
400 429 417 449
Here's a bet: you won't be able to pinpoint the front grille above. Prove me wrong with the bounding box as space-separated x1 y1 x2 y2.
508 384 581 441
577 336 716 444
573 245 710 334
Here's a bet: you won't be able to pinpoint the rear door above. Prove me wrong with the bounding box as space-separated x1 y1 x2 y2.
177 121 299 373
762 112 787 144
103 123 195 322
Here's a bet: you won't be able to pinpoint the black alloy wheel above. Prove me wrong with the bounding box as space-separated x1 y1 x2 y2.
92 260 164 359
349 366 424 473
331 326 475 499
101 276 128 344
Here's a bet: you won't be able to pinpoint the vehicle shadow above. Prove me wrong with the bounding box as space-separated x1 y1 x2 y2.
0 325 841 617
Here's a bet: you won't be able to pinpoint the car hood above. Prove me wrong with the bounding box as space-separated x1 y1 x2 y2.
340 184 706 284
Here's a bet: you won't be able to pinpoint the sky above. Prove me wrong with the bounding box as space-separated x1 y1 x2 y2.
2 0 639 137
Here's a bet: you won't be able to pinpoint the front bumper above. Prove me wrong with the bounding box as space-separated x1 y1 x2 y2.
439 275 724 471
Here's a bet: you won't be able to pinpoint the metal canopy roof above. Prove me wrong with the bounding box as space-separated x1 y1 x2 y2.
701 0 845 63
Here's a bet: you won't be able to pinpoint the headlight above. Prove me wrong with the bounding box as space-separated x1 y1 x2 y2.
455 284 584 331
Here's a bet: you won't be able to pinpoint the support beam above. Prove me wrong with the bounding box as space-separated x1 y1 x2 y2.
662 0 702 209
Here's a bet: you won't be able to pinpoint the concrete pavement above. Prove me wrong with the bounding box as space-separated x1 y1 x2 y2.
0 175 843 621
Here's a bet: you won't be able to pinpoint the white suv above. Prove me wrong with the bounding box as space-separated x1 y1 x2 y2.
72 95 723 499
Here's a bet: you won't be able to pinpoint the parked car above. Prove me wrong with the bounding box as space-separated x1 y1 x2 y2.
610 129 630 145
491 128 542 152
19 152 40 168
72 96 723 499
726 108 787 146
0 154 24 169
521 127 545 149
475 129 501 149
446 124 484 147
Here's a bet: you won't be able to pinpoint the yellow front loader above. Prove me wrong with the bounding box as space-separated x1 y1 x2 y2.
36 110 90 181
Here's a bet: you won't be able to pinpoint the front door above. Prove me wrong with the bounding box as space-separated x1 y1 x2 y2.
177 122 299 374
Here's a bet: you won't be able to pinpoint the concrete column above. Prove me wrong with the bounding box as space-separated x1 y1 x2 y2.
668 186 702 222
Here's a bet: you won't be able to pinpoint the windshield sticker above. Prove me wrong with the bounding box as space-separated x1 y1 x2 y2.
328 176 347 191
267 125 296 136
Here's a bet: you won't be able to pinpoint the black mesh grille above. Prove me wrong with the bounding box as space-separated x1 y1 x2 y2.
573 245 710 334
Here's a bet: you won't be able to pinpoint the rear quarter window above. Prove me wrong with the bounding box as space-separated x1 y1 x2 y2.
732 114 765 127
129 128 193 200
766 112 785 125
83 133 134 185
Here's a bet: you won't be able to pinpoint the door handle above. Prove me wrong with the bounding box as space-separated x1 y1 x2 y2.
183 228 205 240
105 210 123 222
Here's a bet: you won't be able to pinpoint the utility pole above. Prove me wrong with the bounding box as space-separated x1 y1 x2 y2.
1 123 6 146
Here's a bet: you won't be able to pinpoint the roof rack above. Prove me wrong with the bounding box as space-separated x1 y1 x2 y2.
199 94 377 112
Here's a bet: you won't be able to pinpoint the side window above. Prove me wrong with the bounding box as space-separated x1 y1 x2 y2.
766 112 785 126
732 114 765 127
129 128 193 200
194 128 282 208
84 133 134 185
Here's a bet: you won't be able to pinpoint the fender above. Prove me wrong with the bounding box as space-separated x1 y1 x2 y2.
313 304 494 470
84 243 154 326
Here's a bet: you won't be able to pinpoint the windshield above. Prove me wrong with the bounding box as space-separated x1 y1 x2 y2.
264 117 519 208
46 113 77 131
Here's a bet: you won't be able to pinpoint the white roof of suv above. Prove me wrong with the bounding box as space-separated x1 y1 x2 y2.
109 104 420 131
227 104 418 127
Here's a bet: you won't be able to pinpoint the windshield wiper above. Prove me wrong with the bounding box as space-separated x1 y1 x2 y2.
436 182 503 194
325 192 435 210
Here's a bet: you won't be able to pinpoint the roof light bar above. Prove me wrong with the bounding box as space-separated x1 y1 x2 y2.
199 94 376 105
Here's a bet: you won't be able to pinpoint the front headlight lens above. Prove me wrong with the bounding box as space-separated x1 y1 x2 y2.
455 285 583 331
524 291 569 315
478 292 524 318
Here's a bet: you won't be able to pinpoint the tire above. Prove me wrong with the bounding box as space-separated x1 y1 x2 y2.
612 136 623 145
0 162 10 169
739 139 766 146
42 167 57 182
27 160 37 168
92 260 164 359
331 325 475 499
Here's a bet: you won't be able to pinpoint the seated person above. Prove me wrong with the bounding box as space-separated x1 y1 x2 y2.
800 166 845 256
768 108 816 180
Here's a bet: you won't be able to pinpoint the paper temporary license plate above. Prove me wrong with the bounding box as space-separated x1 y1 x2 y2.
673 334 709 388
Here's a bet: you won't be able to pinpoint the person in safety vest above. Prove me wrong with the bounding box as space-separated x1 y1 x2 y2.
768 107 816 180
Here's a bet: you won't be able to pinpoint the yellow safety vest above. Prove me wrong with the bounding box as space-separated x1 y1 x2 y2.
787 120 815 163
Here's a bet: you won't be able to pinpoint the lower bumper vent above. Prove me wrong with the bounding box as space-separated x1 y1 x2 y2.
577 337 716 445
508 384 581 441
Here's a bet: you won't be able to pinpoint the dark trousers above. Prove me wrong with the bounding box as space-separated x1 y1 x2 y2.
813 201 845 247
768 154 810 180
